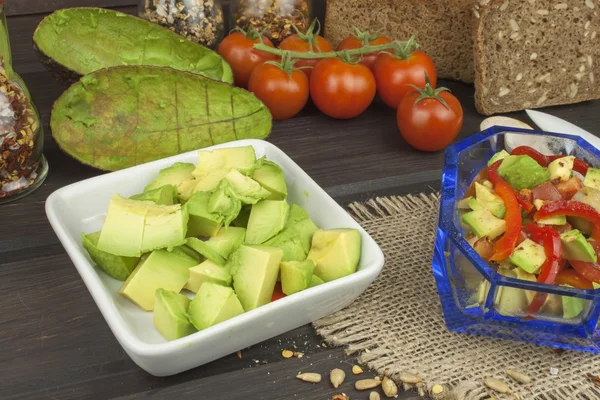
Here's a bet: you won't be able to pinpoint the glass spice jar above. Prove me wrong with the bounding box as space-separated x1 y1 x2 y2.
139 0 225 49
0 0 47 204
230 0 311 46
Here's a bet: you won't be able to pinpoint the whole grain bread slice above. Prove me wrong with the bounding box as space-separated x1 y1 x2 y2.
324 0 475 83
473 0 600 115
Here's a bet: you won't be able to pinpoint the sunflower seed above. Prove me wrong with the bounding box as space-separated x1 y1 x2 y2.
536 9 549 15
282 349 293 358
432 384 445 395
500 1 509 11
355 379 381 390
485 377 511 393
382 376 398 397
352 365 364 375
506 369 532 384
554 3 568 9
369 392 381 400
330 368 345 388
509 19 519 31
399 371 423 384
297 373 322 383
585 0 595 9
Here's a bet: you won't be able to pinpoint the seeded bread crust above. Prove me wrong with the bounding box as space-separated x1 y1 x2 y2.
324 0 475 83
473 0 600 115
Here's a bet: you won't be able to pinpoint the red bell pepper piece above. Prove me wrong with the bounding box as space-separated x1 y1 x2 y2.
569 241 600 285
487 161 522 261
554 268 594 289
525 223 562 313
535 200 600 242
510 145 590 175
488 160 534 213
271 282 286 302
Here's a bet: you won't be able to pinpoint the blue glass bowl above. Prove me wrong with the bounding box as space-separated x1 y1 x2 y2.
432 126 600 353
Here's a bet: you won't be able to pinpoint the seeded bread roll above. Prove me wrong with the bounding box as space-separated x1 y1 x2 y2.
473 0 600 115
324 0 475 83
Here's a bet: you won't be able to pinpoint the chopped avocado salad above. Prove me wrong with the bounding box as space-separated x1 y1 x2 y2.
461 146 600 319
82 146 362 341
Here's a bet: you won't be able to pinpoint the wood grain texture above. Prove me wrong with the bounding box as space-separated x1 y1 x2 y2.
2 1 600 399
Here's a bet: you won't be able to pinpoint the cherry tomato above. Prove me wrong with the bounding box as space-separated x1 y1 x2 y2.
373 50 437 109
271 282 286 302
397 83 463 152
279 20 333 78
336 30 392 70
217 31 277 88
310 58 376 119
248 60 309 121
555 268 594 289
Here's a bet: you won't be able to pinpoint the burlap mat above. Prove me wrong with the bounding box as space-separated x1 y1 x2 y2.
313 193 600 400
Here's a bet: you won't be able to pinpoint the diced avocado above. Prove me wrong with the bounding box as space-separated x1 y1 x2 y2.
495 268 528 316
97 195 187 257
560 229 597 262
187 282 245 330
533 199 567 225
194 169 229 193
308 229 361 282
153 288 196 341
561 285 586 319
224 170 271 204
583 167 600 191
476 278 503 305
142 202 189 253
97 195 147 257
209 186 242 227
280 259 316 295
515 268 562 315
498 155 550 190
130 185 177 205
475 182 500 203
569 186 600 234
119 250 195 311
81 232 139 281
177 178 200 203
508 239 546 274
264 204 318 261
231 245 284 311
193 146 257 177
308 274 325 288
468 197 506 219
246 200 290 244
185 192 223 237
252 160 287 200
144 162 195 192
488 150 510 166
188 227 245 264
461 209 506 240
185 259 233 292
232 205 252 228
548 156 574 182
169 244 202 263
457 196 473 210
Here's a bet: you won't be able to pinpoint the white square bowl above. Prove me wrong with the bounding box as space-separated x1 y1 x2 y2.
46 139 385 376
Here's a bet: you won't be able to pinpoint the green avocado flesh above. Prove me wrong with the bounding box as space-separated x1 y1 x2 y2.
33 8 233 85
51 65 272 171
84 146 364 339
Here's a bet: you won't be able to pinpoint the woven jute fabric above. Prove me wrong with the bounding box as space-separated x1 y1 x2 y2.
313 194 600 400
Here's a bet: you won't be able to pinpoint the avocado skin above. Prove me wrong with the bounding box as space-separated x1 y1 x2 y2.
33 8 233 87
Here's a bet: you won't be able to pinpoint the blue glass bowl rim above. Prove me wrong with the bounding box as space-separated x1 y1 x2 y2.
440 125 600 301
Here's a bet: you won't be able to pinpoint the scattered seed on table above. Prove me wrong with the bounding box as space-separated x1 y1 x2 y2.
331 395 349 400
399 371 423 384
382 376 398 397
370 391 381 400
355 378 381 390
432 384 444 395
282 349 294 359
352 365 364 375
297 372 321 383
330 368 345 388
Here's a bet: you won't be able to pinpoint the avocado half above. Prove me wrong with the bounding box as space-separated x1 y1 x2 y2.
50 65 272 171
33 7 233 87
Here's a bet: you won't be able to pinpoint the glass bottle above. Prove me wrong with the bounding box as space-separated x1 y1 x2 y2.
0 0 47 204
230 0 312 46
139 0 225 49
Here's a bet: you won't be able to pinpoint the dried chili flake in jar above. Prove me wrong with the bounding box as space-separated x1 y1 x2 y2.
0 65 42 199
232 0 311 45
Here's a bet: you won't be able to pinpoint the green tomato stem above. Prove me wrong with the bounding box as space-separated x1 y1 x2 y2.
253 40 408 60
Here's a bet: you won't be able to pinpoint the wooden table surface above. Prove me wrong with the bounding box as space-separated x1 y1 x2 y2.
3 3 600 400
